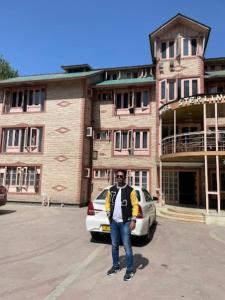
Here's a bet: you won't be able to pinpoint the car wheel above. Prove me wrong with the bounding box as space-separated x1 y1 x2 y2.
90 232 99 240
143 221 151 243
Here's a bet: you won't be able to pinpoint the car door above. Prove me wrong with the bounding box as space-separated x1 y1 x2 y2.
142 189 155 223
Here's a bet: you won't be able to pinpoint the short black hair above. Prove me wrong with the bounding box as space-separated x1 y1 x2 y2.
116 169 127 178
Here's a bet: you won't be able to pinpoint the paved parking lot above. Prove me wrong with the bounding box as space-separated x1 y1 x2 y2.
1 203 225 300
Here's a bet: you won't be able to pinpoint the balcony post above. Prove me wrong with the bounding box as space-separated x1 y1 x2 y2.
215 102 221 214
173 110 176 153
203 103 209 213
159 116 163 205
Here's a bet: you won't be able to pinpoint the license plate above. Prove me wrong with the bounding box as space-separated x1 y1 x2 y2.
101 225 110 232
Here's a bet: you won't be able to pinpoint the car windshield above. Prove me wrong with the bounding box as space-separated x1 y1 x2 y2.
96 189 108 200
96 188 141 202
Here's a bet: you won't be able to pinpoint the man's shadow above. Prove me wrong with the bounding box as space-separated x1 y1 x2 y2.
119 253 149 273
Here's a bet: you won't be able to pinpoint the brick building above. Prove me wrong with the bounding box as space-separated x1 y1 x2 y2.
0 13 224 213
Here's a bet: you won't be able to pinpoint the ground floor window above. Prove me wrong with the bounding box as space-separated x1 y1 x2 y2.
112 169 150 190
94 169 110 179
0 166 40 193
162 171 179 204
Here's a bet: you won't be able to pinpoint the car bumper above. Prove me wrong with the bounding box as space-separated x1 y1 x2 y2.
86 216 149 236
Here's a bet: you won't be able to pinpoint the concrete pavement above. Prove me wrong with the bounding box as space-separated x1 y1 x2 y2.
0 203 225 300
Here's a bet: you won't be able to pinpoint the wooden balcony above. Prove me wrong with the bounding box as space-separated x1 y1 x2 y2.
162 130 225 155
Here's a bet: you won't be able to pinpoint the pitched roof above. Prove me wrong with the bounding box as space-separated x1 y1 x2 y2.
94 77 155 88
205 70 225 78
0 70 102 85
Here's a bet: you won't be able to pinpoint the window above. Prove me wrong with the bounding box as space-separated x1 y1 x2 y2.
191 39 197 55
94 169 109 179
182 38 197 57
97 92 112 101
181 79 199 98
4 88 45 113
169 41 175 58
116 93 130 109
169 81 175 101
96 130 110 140
161 42 167 59
3 166 40 193
115 90 150 112
161 80 166 100
2 127 42 153
183 38 189 56
134 131 148 149
184 80 189 97
127 170 149 190
161 40 175 59
114 130 149 153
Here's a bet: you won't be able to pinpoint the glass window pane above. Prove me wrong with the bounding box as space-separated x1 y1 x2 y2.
116 94 121 108
12 92 17 107
161 81 166 99
183 38 189 56
191 39 197 55
115 132 120 148
184 80 189 97
122 132 128 149
169 81 175 100
143 132 148 148
29 90 33 106
135 132 140 148
14 129 19 146
135 171 140 186
169 41 174 58
136 92 141 107
8 130 13 146
18 91 23 106
143 91 149 107
123 93 128 108
192 80 198 96
161 42 167 59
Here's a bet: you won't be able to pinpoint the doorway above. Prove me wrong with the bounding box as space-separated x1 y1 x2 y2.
179 172 196 205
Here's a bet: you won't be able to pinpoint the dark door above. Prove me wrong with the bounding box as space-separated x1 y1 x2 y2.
179 172 196 205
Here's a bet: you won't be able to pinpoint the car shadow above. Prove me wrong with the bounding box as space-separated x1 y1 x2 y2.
119 253 149 273
90 221 158 247
0 209 16 216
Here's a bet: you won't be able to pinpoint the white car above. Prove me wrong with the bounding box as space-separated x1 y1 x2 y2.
86 186 156 242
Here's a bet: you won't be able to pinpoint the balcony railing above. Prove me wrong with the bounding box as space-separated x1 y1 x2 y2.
162 130 225 155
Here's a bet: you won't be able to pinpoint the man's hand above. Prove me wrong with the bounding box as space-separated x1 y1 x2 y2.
129 220 136 231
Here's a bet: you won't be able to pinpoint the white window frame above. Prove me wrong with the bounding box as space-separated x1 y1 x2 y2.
161 40 176 59
94 169 110 179
181 38 198 57
134 131 149 150
97 91 113 101
6 128 21 149
160 80 167 102
181 78 200 98
128 170 149 190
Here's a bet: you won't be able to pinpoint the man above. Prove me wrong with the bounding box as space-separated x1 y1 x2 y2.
105 169 139 281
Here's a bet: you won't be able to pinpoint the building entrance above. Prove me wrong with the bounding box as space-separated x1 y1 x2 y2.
179 172 196 205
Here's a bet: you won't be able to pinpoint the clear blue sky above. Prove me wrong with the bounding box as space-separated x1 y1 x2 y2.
1 0 225 75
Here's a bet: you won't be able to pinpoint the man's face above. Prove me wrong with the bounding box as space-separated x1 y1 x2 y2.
116 172 125 184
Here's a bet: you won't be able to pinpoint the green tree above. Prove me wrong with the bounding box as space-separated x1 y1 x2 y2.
0 56 18 80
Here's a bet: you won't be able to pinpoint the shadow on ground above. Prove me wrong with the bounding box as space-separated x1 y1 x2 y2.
119 253 149 273
90 221 158 248
0 209 16 216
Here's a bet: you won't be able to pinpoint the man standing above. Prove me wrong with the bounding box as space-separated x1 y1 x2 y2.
105 170 139 281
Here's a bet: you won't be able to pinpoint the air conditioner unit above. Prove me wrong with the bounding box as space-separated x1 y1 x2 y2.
86 126 93 137
84 168 91 178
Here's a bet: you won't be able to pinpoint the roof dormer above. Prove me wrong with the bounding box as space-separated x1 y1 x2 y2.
149 13 211 62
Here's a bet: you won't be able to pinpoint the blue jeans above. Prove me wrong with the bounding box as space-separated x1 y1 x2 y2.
110 219 133 273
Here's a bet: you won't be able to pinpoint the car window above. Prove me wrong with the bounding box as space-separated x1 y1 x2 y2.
135 190 141 202
96 189 108 200
96 188 141 202
142 189 153 202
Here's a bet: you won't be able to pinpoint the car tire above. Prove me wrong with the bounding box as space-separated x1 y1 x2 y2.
90 232 99 240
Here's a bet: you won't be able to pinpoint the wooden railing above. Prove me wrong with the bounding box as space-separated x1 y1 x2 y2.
162 130 225 155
